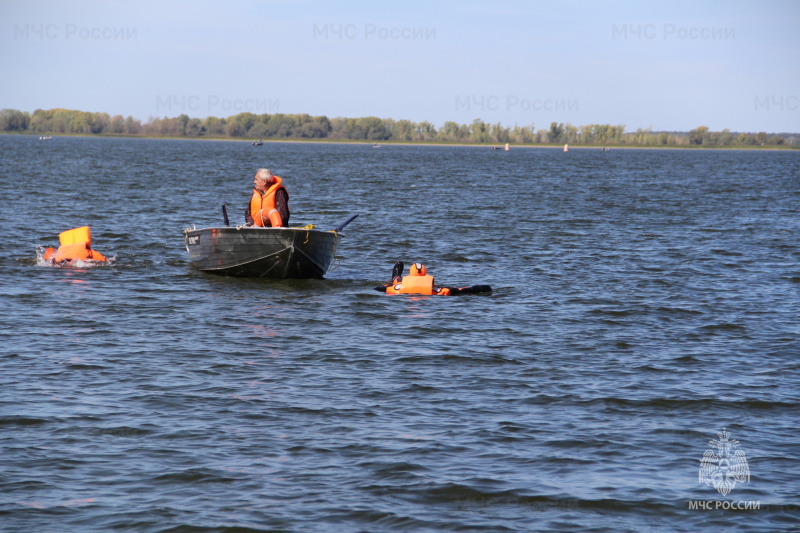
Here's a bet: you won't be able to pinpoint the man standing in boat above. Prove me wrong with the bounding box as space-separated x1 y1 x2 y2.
247 168 290 227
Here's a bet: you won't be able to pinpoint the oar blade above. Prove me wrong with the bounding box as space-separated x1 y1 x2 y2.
332 213 359 233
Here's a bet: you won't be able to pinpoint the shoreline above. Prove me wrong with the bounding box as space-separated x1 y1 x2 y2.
3 131 798 151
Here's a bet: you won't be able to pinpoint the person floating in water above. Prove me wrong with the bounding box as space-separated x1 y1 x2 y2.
246 168 290 227
375 262 492 295
41 226 108 265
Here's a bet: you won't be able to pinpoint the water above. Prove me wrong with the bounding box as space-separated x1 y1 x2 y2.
1 135 799 532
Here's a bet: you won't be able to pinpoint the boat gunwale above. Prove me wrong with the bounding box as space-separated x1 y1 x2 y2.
184 226 342 236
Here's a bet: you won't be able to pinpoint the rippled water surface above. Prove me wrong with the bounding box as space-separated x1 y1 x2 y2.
1 135 799 532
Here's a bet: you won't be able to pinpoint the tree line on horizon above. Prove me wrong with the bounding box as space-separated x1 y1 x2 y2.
0 108 795 147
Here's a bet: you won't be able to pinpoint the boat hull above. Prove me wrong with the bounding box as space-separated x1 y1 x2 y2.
184 226 341 279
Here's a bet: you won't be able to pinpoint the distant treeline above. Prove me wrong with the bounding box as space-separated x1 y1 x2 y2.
1 108 796 147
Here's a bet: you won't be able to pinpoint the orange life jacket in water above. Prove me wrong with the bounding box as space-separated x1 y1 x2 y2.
384 274 452 295
44 243 107 263
43 226 108 263
250 176 288 227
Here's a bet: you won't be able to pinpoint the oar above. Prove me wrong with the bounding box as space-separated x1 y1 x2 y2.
332 213 359 233
222 204 230 227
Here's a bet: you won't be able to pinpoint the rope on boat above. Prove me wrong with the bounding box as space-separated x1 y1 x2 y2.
328 256 341 272
326 230 343 271
302 224 315 244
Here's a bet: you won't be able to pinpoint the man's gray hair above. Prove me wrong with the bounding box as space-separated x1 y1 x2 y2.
256 168 273 181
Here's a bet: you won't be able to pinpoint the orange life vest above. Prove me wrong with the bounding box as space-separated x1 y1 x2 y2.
43 226 108 263
385 274 437 295
52 243 107 262
43 243 107 262
250 176 287 227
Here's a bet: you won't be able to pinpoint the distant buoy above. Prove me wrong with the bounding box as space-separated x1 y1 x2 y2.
563 144 569 152
504 143 510 151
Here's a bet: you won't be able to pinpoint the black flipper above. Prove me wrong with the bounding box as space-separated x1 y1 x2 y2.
447 285 492 295
391 261 404 284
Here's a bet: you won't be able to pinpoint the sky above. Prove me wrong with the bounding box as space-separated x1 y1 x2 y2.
2 0 798 133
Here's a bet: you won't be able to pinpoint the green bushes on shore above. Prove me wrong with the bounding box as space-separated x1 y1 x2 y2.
1 108 794 147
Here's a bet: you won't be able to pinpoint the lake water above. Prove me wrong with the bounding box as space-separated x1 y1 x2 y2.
1 135 799 532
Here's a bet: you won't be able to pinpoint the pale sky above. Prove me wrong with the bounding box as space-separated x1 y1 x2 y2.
2 0 798 132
